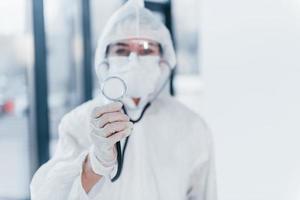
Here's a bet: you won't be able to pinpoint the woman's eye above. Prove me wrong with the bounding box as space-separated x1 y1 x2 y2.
140 49 154 55
115 49 129 56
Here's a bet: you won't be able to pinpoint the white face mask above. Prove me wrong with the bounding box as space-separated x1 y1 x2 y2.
108 55 161 100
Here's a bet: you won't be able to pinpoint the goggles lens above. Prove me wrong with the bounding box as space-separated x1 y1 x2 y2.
107 39 161 58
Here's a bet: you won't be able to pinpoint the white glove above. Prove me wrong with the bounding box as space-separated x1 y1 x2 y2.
89 102 133 178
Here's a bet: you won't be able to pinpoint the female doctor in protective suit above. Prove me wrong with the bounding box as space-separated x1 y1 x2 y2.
30 1 217 199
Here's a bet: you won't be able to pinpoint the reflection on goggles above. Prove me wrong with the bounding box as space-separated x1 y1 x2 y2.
107 39 161 57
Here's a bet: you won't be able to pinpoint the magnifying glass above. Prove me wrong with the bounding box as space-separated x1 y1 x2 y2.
101 76 127 101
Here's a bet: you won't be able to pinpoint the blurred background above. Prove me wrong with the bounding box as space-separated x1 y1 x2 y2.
0 0 300 199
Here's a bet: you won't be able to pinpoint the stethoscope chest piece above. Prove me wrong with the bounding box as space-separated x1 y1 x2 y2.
101 76 127 101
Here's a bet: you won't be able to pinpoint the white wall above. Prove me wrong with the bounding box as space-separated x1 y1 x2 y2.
200 0 300 199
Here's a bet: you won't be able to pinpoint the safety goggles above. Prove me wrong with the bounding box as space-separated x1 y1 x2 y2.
106 39 162 58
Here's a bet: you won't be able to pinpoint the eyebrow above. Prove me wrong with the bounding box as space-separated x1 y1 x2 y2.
148 42 159 47
112 42 129 47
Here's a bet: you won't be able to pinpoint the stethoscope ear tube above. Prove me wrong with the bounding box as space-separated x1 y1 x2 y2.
111 139 129 182
111 103 151 182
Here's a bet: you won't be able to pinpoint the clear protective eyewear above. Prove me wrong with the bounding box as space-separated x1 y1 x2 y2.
106 39 162 58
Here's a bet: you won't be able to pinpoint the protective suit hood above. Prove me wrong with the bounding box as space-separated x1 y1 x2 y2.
94 1 177 81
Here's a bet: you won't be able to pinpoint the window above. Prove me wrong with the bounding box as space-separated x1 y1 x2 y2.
44 0 84 153
0 0 33 199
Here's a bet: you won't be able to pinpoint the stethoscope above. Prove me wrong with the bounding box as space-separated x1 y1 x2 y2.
101 76 151 182
100 60 171 182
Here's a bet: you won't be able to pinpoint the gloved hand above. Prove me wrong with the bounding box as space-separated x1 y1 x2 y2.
88 102 133 178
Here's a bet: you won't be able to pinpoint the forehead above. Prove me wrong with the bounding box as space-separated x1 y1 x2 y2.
110 38 160 48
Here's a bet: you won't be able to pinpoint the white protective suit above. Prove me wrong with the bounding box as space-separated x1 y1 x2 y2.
30 1 217 200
